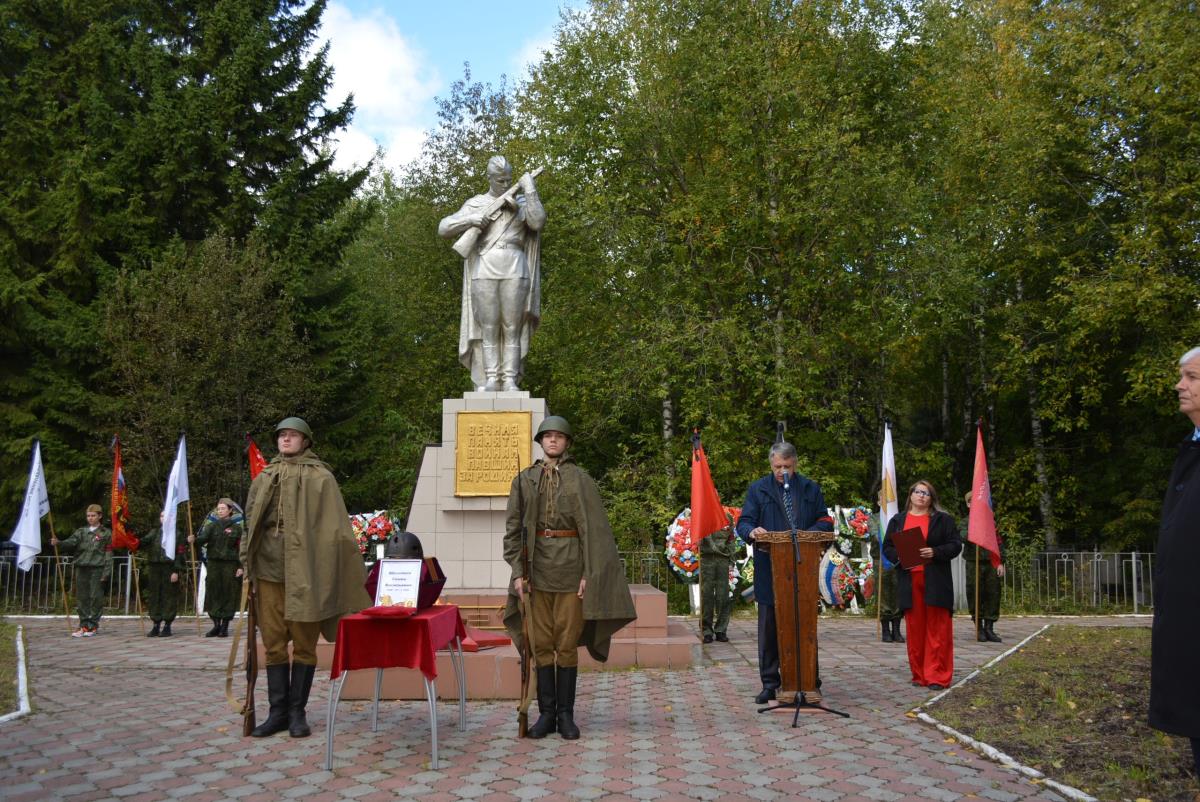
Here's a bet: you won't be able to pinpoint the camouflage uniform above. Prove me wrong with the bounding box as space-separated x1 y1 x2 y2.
196 514 243 628
139 526 185 631
58 525 113 631
699 529 737 640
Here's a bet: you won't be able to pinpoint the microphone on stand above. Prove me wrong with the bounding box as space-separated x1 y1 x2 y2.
782 470 791 491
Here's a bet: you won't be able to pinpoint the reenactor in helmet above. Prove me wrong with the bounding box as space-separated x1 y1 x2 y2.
190 497 244 637
241 417 370 738
502 415 636 740
51 504 113 637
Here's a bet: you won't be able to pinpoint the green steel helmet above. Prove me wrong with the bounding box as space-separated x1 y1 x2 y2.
275 416 314 442
535 415 573 444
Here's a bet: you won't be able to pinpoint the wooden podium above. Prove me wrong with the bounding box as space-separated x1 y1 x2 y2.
757 530 835 698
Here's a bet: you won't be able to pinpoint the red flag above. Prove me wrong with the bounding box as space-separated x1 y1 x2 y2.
110 436 138 551
967 426 1002 568
690 432 728 545
246 434 267 480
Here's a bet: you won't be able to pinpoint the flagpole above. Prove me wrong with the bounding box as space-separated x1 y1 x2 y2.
974 549 981 640
133 557 145 636
46 510 73 632
187 500 201 635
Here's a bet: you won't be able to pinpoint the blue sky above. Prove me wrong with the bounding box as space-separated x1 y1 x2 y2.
317 1 584 173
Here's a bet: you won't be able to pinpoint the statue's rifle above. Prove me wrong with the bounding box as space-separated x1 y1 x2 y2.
452 167 544 258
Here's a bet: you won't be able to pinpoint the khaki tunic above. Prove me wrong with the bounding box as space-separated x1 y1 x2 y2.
502 456 636 662
243 448 370 643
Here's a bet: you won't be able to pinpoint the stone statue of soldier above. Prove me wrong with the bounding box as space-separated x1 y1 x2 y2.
438 155 545 392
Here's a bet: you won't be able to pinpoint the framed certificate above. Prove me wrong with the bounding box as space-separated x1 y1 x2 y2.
373 559 423 608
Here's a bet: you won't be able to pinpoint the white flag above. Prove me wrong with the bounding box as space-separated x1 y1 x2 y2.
160 436 190 559
11 441 51 571
878 423 899 569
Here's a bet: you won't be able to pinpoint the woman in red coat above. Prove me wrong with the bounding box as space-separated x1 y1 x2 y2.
882 480 962 689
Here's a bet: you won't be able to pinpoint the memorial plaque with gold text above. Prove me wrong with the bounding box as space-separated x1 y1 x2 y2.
455 411 532 496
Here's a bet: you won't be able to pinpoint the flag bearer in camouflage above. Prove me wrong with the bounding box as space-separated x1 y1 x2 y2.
52 504 113 637
140 511 185 637
191 498 243 637
962 491 1005 643
699 521 738 643
502 416 636 740
242 417 370 738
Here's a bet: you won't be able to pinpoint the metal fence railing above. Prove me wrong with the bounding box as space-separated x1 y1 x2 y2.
0 555 205 617
962 550 1155 615
0 549 1155 616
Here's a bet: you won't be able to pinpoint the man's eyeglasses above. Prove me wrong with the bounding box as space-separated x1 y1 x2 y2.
912 489 931 497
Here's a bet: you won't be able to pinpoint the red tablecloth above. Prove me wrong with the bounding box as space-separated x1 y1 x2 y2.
330 605 466 681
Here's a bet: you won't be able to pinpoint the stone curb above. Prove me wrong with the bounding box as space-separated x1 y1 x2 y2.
0 624 33 725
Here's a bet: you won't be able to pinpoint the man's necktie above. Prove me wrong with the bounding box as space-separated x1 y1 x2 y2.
782 486 797 530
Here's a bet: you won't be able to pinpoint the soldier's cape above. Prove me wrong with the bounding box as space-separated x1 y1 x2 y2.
502 460 636 662
243 449 370 642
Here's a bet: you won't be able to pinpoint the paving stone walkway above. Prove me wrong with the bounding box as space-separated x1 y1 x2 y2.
1 613 1148 801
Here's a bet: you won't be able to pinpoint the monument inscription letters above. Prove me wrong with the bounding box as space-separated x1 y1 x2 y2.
454 411 533 496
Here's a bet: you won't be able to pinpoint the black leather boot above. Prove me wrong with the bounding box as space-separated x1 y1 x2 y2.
976 617 988 641
251 664 290 737
147 621 161 637
985 620 1002 643
289 662 316 738
218 618 230 637
881 619 893 643
160 621 173 637
204 616 221 637
892 619 905 643
556 666 580 740
528 666 557 738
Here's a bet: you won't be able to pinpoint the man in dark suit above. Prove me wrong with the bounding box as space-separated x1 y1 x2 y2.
736 442 834 704
1149 346 1200 793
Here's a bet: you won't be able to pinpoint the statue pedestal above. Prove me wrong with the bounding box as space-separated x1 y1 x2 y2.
405 391 547 589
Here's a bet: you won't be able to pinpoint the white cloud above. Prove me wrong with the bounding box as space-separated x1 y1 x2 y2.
510 31 555 80
318 3 442 174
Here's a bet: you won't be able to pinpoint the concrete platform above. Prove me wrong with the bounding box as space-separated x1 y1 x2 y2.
256 584 692 700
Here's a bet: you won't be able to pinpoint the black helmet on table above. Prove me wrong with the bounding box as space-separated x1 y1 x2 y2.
535 415 573 444
384 531 424 559
275 416 314 442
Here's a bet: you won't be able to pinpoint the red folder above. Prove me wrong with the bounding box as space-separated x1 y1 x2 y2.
893 527 931 569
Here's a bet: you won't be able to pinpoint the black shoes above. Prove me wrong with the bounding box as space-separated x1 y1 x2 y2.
160 621 173 637
984 620 1002 642
556 666 580 740
288 663 316 738
251 664 291 737
147 621 161 637
204 617 221 638
928 683 945 691
715 633 729 642
702 634 714 643
892 619 906 643
754 688 776 704
528 666 557 739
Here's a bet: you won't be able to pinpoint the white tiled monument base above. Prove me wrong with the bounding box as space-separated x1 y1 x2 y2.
405 392 547 589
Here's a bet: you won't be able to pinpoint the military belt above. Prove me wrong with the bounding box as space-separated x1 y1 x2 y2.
537 529 578 538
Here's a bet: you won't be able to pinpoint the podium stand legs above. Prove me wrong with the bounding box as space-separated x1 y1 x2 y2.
759 690 850 725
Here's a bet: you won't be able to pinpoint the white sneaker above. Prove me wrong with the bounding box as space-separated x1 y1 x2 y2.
81 628 97 637
71 628 86 638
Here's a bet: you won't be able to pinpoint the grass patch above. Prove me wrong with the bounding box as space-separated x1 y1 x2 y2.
0 619 19 714
933 626 1195 801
